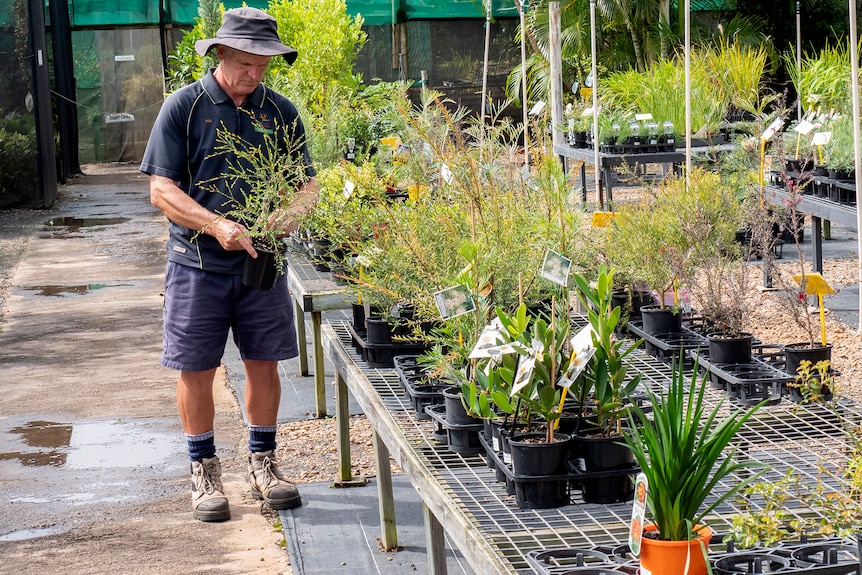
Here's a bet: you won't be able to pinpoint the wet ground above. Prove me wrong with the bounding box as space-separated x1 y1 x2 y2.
0 165 288 574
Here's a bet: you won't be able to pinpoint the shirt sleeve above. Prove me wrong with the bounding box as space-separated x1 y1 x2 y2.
140 91 190 184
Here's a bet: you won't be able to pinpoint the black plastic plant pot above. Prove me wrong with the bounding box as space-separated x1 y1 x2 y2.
575 432 636 504
242 249 280 290
446 427 483 454
783 342 832 377
639 305 682 334
442 386 481 427
351 302 366 330
576 433 634 472
707 332 754 365
365 317 393 345
509 432 571 509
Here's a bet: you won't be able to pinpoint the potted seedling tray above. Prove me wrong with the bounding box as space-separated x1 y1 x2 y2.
477 431 639 510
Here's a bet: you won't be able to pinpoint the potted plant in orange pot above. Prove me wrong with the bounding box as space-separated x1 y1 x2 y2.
624 355 769 575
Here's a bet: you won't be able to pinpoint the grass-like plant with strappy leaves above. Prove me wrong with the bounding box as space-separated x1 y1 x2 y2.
624 356 768 541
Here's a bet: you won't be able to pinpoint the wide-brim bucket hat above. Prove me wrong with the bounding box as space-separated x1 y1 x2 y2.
195 7 297 64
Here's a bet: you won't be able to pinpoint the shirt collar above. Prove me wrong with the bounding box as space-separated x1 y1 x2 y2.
201 68 266 108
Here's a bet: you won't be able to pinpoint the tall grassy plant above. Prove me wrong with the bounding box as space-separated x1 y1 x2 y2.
625 357 768 541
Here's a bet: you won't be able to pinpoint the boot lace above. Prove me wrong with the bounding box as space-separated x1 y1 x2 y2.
258 454 288 488
193 460 222 495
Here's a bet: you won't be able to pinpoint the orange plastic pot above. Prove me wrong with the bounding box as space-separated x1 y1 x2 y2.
639 524 712 575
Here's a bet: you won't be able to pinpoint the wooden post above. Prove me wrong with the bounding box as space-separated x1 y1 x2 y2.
311 311 326 417
373 430 398 550
294 298 308 376
423 503 448 575
333 371 366 487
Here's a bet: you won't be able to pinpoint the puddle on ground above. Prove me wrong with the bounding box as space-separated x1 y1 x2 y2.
0 419 178 469
0 527 62 542
24 284 109 297
43 216 130 231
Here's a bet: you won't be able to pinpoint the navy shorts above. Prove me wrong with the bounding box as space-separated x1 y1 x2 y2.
160 261 299 371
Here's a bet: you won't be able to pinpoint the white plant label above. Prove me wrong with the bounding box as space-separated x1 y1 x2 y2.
540 249 572 287
343 179 355 199
628 472 648 557
440 164 454 185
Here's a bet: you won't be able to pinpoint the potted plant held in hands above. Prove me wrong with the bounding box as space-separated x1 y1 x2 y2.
205 115 314 290
624 356 768 575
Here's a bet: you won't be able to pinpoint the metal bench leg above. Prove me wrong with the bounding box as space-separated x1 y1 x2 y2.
373 430 398 551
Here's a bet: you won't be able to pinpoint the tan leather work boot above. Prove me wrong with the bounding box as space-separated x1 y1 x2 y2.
247 450 302 510
190 456 231 522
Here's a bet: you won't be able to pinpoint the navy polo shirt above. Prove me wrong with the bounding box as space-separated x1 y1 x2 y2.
141 69 315 274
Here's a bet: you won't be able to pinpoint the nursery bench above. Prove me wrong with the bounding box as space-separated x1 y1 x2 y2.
286 254 352 417
766 185 857 273
322 318 862 575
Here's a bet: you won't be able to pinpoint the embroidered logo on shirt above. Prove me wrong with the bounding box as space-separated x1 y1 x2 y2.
254 113 274 135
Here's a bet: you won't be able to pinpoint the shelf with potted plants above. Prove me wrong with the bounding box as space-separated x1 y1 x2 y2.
340 96 593 369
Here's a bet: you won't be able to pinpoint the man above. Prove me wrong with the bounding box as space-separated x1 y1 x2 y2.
140 7 317 522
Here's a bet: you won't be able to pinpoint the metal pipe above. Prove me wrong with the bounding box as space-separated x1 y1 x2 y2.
590 0 600 207
848 0 862 332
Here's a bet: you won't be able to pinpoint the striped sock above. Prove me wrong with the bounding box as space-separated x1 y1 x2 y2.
248 424 278 453
186 430 216 461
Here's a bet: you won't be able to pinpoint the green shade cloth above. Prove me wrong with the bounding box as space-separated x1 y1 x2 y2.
43 0 526 28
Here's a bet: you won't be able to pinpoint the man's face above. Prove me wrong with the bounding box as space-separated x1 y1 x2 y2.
216 46 272 97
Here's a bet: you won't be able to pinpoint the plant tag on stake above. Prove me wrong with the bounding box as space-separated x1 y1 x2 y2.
793 119 816 135
540 249 572 287
440 163 454 185
761 117 784 141
629 473 648 558
343 179 355 199
434 284 475 320
469 319 522 360
811 131 832 146
557 325 596 388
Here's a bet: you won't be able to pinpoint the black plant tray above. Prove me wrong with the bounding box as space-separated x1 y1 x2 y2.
627 317 710 366
425 404 484 454
392 355 449 419
691 348 792 406
526 537 862 575
477 431 639 487
346 324 429 368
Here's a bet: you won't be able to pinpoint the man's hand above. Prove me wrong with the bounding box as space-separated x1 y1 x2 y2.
209 217 258 258
267 177 320 238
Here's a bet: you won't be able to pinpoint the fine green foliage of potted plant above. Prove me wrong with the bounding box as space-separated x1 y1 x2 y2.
787 359 837 403
201 115 312 278
605 178 697 311
624 356 768 542
674 167 750 338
